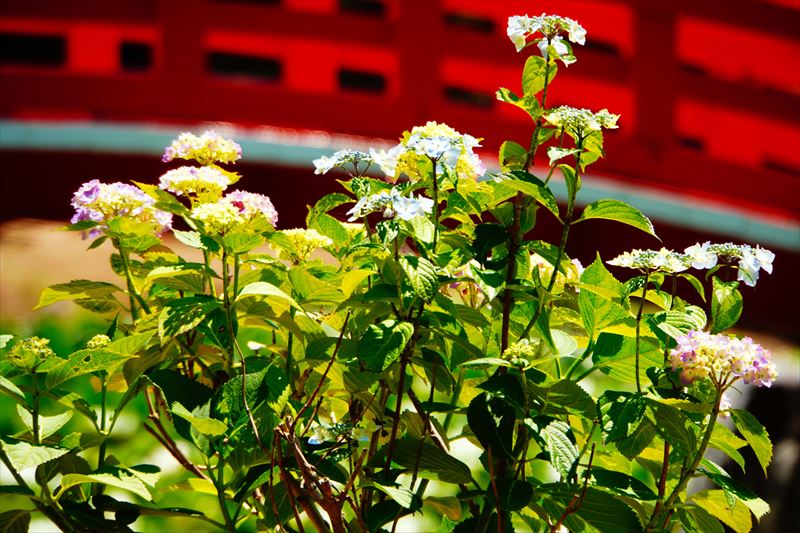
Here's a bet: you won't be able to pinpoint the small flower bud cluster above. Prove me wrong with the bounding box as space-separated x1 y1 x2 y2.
192 201 246 234
607 248 690 274
346 188 434 222
507 14 586 64
86 334 111 349
277 228 333 262
71 179 172 238
162 130 242 166
313 149 371 175
503 339 540 367
544 106 620 138
531 254 583 293
670 330 777 388
369 121 485 182
7 336 55 370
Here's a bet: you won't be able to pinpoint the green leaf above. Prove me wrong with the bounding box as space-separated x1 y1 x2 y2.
171 402 228 437
574 199 659 239
547 147 581 166
221 230 265 255
158 295 221 342
145 264 207 293
679 273 706 302
529 380 595 418
709 424 747 471
0 376 26 406
679 506 725 533
558 164 580 203
542 421 578 479
710 278 742 333
540 484 641 533
0 510 30 533
381 437 473 484
309 212 349 247
495 171 560 220
730 409 772 475
341 269 373 297
690 489 752 533
648 400 696 459
700 460 769 520
45 345 141 389
491 479 534 512
357 320 413 371
172 229 219 252
592 332 663 385
579 257 627 337
60 467 153 501
0 437 69 471
498 140 528 171
598 391 647 443
400 255 438 302
522 55 556 95
15 405 73 439
372 483 421 510
35 280 123 310
236 281 301 309
615 419 656 460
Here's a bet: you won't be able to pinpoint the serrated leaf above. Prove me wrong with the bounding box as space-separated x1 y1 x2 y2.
648 400 696 459
341 269 373 297
372 483 421 510
0 437 69 471
709 424 747 471
558 164 580 204
529 380 595 418
15 405 73 439
522 54 556 95
35 280 123 310
172 230 218 252
700 460 769 520
615 419 656 459
495 171 560 220
381 437 473 484
60 467 152 501
400 255 438 302
690 489 752 533
542 421 578 479
710 278 742 333
730 409 772 475
0 376 25 406
679 506 725 533
598 391 647 443
574 199 659 239
158 295 221 342
171 401 227 436
498 140 528 171
541 484 641 533
357 320 413 371
145 264 208 293
45 347 139 389
0 510 30 533
236 281 300 309
547 147 581 166
579 257 627 337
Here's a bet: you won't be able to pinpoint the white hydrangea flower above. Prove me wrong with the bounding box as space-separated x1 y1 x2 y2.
393 195 434 221
684 241 718 270
312 149 371 175
369 145 406 179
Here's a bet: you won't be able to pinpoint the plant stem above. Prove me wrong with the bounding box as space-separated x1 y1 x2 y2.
213 454 237 533
116 242 151 319
634 270 651 393
430 157 440 253
645 388 724 531
98 372 108 469
31 373 40 444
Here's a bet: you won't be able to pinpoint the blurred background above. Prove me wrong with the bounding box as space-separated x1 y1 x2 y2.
1 0 798 531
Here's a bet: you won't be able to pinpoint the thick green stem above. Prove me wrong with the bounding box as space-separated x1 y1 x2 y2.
203 250 217 297
97 373 108 470
31 373 41 444
431 158 440 253
645 388 724 531
634 271 651 393
213 454 237 533
116 242 151 319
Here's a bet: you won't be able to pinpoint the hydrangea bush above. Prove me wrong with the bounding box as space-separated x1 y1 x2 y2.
0 13 778 533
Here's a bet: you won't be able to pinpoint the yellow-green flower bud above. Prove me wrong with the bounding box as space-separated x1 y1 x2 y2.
7 336 55 370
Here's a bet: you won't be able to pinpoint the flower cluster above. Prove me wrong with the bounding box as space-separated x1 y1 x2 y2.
686 242 775 287
277 228 333 263
670 331 777 388
371 121 485 181
7 336 55 370
544 106 620 139
71 179 172 237
346 188 434 222
191 201 246 235
313 149 371 175
507 14 586 64
225 190 279 226
86 334 111 349
162 130 242 166
158 166 236 202
607 248 690 274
